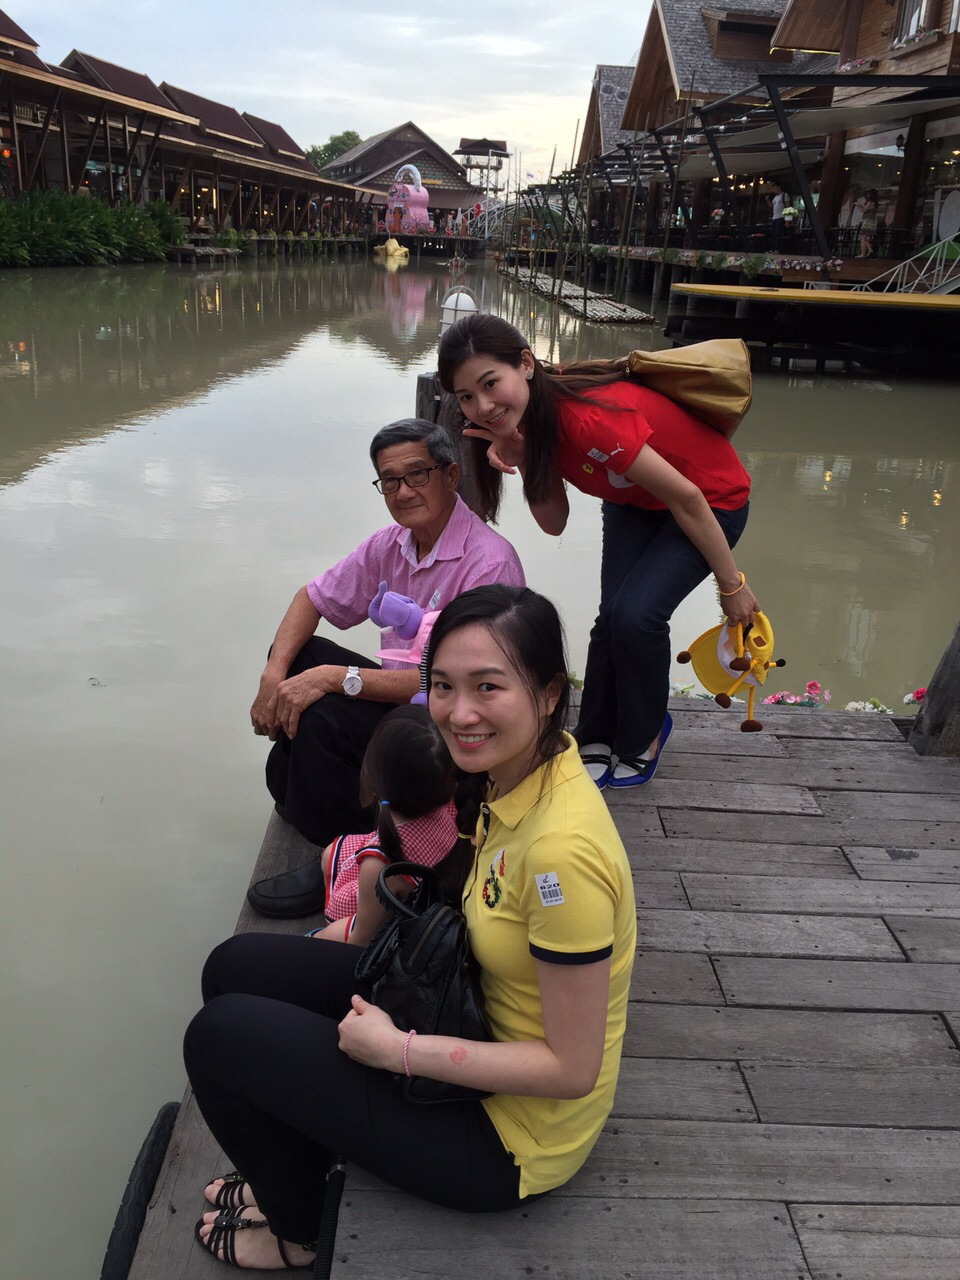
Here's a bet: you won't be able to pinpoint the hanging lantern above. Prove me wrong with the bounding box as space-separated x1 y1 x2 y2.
439 286 479 333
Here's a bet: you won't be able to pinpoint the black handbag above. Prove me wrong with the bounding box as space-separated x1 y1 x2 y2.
353 860 493 1103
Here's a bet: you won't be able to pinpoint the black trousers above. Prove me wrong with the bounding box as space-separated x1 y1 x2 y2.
183 934 523 1245
576 501 748 759
264 636 397 846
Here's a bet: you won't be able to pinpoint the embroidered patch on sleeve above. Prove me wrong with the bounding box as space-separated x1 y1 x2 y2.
535 872 564 907
586 447 610 463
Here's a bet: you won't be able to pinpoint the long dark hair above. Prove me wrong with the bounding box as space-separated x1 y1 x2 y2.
426 585 571 898
360 705 456 863
359 704 477 906
437 313 626 522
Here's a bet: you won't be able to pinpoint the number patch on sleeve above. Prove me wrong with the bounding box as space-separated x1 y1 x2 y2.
535 872 565 907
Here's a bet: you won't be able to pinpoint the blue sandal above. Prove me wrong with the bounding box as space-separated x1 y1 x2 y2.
608 713 673 788
579 745 614 790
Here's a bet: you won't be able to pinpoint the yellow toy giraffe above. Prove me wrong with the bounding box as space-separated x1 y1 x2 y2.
676 610 785 732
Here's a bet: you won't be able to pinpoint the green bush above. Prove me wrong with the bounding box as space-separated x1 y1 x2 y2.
0 190 170 266
142 199 186 247
0 198 28 266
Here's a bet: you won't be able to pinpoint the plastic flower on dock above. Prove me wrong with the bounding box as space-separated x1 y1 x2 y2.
844 698 893 713
903 687 927 705
762 680 830 708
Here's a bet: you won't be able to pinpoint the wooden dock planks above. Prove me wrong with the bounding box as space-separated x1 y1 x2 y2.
127 702 960 1279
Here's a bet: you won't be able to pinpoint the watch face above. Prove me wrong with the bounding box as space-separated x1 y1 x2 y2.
343 673 363 696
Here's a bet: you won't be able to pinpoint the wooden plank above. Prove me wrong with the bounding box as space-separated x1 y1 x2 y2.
126 1091 223 1280
662 808 960 849
335 1193 812 1279
630 950 724 1003
886 915 960 962
845 846 960 883
744 1064 960 1127
659 753 960 794
682 873 960 918
572 1118 960 1202
944 1012 960 1043
790 1205 960 1280
668 729 788 757
636 909 902 959
668 708 903 741
624 835 855 878
715 957 960 1011
608 779 821 815
612 1059 757 1121
782 736 926 761
629 869 689 908
622 1004 958 1065
815 790 960 822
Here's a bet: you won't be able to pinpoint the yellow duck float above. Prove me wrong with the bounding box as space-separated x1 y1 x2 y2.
373 237 409 261
676 610 785 732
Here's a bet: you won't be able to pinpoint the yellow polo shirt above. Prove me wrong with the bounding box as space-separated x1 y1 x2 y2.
463 735 636 1197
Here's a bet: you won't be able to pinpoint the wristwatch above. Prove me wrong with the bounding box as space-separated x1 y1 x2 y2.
341 665 363 698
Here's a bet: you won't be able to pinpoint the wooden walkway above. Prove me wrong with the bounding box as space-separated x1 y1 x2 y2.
127 701 960 1279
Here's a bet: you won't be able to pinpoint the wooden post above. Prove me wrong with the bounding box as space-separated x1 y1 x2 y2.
908 623 960 757
415 371 482 517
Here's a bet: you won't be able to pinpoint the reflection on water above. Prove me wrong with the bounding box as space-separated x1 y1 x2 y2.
1 259 958 1279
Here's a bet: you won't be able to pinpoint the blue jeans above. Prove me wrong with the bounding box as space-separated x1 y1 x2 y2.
575 500 749 761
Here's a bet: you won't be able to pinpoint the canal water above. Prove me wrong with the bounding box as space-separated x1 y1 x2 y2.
1 258 956 1278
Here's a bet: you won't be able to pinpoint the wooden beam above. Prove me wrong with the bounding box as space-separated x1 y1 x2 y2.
103 106 114 203
132 119 163 204
294 188 312 234
240 180 260 231
59 100 71 191
24 89 61 191
278 185 297 233
909 622 960 758
121 111 146 193
7 81 23 194
220 176 240 228
72 101 106 195
169 156 192 210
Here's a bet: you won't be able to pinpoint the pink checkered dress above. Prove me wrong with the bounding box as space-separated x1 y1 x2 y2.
325 801 459 935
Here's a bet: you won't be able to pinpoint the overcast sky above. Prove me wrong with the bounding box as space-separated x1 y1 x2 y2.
18 1 648 180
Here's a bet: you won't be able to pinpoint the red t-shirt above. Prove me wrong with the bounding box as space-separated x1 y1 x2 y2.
554 379 750 511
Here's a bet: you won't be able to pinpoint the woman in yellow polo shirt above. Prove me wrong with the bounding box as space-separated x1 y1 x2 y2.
187 585 634 1269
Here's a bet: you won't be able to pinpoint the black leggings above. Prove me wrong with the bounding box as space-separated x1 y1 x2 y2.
183 934 523 1245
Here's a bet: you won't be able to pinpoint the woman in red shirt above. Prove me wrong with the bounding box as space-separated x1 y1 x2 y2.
438 314 758 788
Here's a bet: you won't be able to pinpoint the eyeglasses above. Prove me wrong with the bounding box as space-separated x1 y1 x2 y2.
372 464 444 495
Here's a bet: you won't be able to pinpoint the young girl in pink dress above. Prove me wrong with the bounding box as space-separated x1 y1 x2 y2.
304 704 462 946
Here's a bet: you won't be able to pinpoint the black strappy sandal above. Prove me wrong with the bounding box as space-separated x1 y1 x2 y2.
207 1170 249 1211
194 1209 315 1269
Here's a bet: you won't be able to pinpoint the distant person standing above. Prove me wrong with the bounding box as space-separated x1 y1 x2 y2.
766 180 788 251
857 189 879 258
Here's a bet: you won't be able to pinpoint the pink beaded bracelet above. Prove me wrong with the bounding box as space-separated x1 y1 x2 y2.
402 1028 417 1077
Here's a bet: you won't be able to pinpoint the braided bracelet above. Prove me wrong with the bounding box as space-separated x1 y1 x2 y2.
402 1028 417 1077
719 571 746 597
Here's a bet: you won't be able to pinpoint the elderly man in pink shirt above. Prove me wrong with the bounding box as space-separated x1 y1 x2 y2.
247 417 525 917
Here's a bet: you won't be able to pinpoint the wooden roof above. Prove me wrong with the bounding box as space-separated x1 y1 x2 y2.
771 0 844 53
0 7 36 50
455 138 510 156
160 83 265 150
579 64 637 162
242 113 308 161
61 50 173 112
